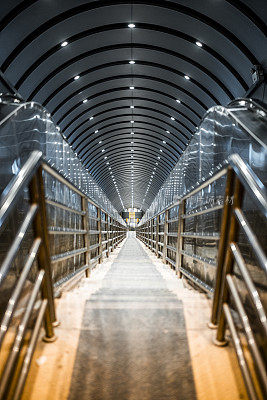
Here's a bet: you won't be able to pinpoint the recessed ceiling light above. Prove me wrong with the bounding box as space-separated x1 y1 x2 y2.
101 149 105 152
131 141 134 144
130 105 134 109
130 86 135 90
90 116 94 120
131 149 134 152
104 156 107 159
131 120 134 124
131 132 134 135
61 41 68 47
128 23 135 28
160 149 163 152
163 141 166 144
158 156 161 159
74 75 80 80
166 130 170 134
196 41 202 47
95 130 99 133
176 99 181 103
83 99 88 103
99 140 102 144
129 60 135 64
184 75 190 80
171 117 175 121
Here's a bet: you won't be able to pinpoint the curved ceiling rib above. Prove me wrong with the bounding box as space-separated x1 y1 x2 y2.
57 90 202 123
60 100 197 132
0 0 266 212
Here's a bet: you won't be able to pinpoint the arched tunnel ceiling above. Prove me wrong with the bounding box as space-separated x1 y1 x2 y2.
0 0 266 213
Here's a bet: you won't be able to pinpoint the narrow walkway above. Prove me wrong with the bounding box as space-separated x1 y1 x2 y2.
68 234 196 400
22 234 248 400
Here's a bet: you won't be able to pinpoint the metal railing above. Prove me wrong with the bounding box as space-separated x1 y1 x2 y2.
0 151 57 400
0 151 127 399
213 154 267 400
136 153 267 399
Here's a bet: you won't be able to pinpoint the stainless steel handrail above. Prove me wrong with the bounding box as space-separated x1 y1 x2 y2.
0 101 46 127
0 150 42 228
229 154 267 218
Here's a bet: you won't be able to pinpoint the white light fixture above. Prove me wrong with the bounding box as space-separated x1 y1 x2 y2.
129 60 135 64
104 156 107 159
158 156 161 159
131 132 134 135
128 23 135 28
166 130 170 134
160 149 163 152
171 117 175 121
61 41 68 47
83 99 88 103
74 75 80 80
176 99 181 103
131 120 134 124
99 140 102 144
163 140 166 144
184 75 190 80
130 105 134 109
131 141 134 144
196 41 202 47
130 86 135 90
90 116 94 120
95 130 99 133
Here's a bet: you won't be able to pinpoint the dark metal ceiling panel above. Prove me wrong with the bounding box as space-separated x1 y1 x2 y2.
0 0 266 212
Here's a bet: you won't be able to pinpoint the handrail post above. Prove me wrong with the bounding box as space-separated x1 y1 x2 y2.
163 210 168 264
214 177 244 346
209 167 235 328
156 215 159 257
106 214 110 258
29 166 57 342
98 207 102 263
82 197 91 277
176 200 185 278
150 219 153 249
111 218 114 251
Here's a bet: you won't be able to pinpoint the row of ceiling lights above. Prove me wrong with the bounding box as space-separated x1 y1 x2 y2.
60 22 203 210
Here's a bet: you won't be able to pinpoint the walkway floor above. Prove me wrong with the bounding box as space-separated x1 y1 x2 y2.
22 234 248 400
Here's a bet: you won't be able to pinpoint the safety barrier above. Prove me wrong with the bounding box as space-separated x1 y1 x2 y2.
0 151 126 400
136 154 267 400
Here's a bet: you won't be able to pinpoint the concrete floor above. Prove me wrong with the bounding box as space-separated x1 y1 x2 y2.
22 233 248 400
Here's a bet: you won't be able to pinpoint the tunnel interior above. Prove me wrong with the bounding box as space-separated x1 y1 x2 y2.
0 0 266 213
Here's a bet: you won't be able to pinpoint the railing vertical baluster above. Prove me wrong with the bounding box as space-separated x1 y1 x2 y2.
156 215 159 257
82 197 90 278
29 166 57 341
214 177 244 346
163 210 168 264
106 213 110 258
111 218 114 251
209 167 235 328
176 200 185 278
150 219 153 249
98 207 102 263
